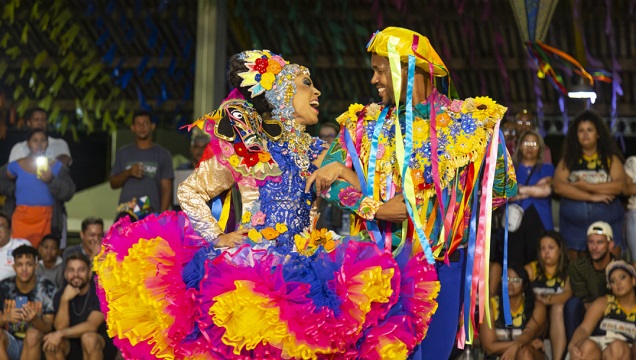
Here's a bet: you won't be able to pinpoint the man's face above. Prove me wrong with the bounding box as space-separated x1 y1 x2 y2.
319 127 337 144
27 111 47 131
65 259 90 290
131 115 155 140
371 54 396 105
80 224 104 254
587 234 610 261
38 239 59 264
0 217 10 247
13 255 36 284
190 140 207 164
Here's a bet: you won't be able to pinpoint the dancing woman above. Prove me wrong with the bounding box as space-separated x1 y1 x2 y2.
94 50 438 360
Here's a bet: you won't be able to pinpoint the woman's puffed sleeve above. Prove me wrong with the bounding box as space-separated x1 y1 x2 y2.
177 157 235 243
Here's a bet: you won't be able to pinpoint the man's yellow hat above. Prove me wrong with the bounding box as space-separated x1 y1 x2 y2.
366 27 449 77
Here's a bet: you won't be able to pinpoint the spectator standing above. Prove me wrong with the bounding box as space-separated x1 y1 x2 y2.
508 130 554 267
554 110 625 260
524 231 571 360
513 110 552 164
8 107 71 167
1 129 75 247
0 212 30 282
622 155 636 264
502 119 517 156
62 217 104 265
479 264 547 359
564 221 617 342
0 245 56 360
43 253 115 360
36 234 64 289
568 260 636 360
176 134 209 170
109 110 174 213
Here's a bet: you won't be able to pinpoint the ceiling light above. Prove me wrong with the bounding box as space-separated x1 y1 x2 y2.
568 82 596 104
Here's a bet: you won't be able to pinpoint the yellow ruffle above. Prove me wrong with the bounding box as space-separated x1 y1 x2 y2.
347 266 395 330
378 338 408 359
94 237 179 359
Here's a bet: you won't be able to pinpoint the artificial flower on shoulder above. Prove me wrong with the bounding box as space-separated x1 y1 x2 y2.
365 103 382 120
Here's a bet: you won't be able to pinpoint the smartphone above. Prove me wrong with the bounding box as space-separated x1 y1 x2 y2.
14 296 28 309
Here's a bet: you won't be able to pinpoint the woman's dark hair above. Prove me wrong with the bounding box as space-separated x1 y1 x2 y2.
26 128 47 142
561 110 622 171
504 264 536 329
535 230 569 284
226 53 273 115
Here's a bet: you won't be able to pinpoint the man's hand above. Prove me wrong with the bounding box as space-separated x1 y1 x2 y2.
215 228 249 248
374 194 408 223
129 163 145 178
5 308 22 323
20 303 38 322
305 162 346 194
61 284 81 302
43 330 64 353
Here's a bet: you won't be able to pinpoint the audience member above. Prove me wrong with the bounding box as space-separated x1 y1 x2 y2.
8 107 72 167
109 110 174 213
513 110 552 164
502 119 517 155
623 155 636 264
553 110 625 260
568 260 636 360
564 221 617 342
62 217 104 265
176 133 209 170
509 130 554 267
479 264 547 360
0 212 30 282
36 234 64 289
525 231 571 360
1 128 75 247
315 122 343 232
43 253 115 360
0 244 55 360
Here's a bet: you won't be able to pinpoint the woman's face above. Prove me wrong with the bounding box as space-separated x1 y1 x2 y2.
507 268 524 297
520 134 540 162
576 120 598 150
27 132 48 155
609 269 636 297
292 73 321 126
539 236 560 267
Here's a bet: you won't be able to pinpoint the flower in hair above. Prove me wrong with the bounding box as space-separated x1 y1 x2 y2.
238 50 287 97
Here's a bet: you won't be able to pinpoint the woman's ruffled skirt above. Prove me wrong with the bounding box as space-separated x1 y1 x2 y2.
94 212 439 359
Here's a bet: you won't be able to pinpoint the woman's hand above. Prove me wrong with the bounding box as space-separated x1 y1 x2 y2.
530 338 544 351
214 228 249 248
500 342 520 360
38 168 54 183
589 193 615 204
305 162 346 194
568 340 584 360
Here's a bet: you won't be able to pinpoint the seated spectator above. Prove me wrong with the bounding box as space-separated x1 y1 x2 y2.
0 212 30 281
176 134 209 170
524 231 571 360
43 253 116 360
564 221 616 342
622 155 636 265
479 264 547 360
62 217 104 265
36 234 64 289
509 130 554 267
1 128 75 247
0 244 56 360
568 261 636 360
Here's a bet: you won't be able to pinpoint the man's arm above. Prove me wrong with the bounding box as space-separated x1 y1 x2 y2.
29 313 53 333
57 311 103 337
160 178 173 212
568 261 589 302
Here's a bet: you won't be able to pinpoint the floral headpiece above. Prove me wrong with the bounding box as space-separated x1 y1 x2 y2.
238 50 288 97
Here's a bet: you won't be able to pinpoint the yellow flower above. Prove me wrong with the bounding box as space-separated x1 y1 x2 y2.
261 72 276 90
257 152 271 162
261 227 280 240
471 96 498 121
248 229 262 242
412 119 430 141
275 223 288 233
241 211 252 224
229 155 241 167
347 104 364 121
294 234 309 251
461 98 476 113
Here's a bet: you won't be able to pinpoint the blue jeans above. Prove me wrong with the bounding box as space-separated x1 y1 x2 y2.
410 249 466 360
3 331 23 360
564 297 585 342
625 210 636 261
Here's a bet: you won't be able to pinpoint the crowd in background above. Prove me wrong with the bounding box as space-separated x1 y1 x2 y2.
0 105 635 359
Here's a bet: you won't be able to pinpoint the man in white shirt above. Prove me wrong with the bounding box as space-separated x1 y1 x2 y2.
8 107 72 167
0 212 30 281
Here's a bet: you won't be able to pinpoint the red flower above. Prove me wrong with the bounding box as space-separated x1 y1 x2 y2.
254 58 268 74
244 153 260 167
234 142 248 157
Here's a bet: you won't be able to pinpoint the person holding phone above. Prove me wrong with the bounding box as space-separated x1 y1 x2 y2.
0 244 56 360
